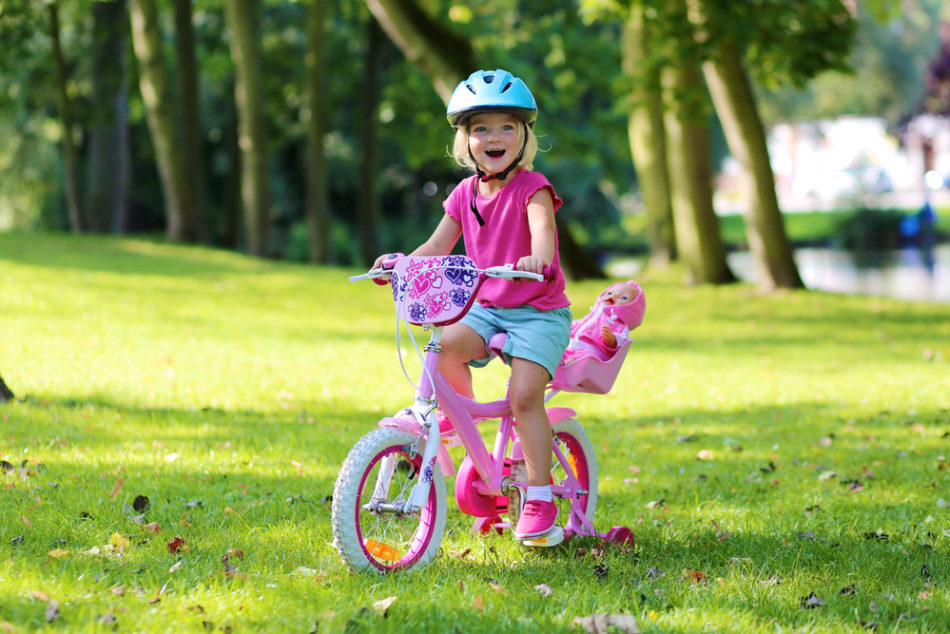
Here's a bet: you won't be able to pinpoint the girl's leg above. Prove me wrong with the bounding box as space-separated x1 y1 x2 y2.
508 358 553 486
438 323 487 398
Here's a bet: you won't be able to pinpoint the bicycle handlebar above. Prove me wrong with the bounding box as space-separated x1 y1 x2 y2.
349 260 546 283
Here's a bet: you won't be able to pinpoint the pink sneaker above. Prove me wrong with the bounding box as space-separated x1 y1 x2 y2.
513 499 558 539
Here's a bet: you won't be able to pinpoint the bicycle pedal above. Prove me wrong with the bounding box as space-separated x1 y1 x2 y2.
520 525 564 548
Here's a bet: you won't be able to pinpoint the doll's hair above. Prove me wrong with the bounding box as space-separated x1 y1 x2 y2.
451 114 539 173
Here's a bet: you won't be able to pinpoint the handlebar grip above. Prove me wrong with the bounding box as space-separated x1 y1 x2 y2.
371 253 404 285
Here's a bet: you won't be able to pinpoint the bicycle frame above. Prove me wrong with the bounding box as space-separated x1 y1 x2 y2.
381 324 599 538
351 254 629 545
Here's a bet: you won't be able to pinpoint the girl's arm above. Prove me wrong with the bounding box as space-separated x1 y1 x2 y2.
517 188 556 275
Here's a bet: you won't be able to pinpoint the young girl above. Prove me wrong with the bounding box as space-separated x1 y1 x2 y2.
374 69 571 544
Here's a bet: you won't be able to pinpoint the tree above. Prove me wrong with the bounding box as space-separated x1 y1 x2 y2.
129 0 199 240
304 0 330 263
225 0 271 256
173 0 209 241
356 18 385 266
621 3 675 267
47 1 82 233
86 0 130 234
0 374 12 403
661 38 734 285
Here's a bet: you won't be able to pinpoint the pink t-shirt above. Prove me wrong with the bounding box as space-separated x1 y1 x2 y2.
443 170 570 310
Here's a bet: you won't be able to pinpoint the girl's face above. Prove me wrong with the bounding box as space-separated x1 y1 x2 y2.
467 112 523 176
600 282 638 306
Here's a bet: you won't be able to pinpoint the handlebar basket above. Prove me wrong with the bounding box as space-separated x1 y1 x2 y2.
392 256 483 327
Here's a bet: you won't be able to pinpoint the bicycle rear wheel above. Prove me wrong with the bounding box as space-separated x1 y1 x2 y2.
508 418 599 529
331 427 446 572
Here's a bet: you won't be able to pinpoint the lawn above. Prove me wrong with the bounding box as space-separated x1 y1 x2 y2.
1 232 949 633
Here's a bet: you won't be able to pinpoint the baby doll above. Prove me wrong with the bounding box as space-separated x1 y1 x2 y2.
561 280 645 364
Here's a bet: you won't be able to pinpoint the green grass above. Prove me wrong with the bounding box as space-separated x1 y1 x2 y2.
1 231 949 633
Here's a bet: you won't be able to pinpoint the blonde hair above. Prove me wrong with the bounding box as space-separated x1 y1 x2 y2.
451 116 539 173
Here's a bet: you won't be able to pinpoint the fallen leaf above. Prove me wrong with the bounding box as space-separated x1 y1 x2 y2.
646 499 665 510
572 613 641 633
683 569 706 584
489 582 509 595
800 592 825 609
164 453 180 462
180 514 192 527
47 549 69 558
167 537 186 554
169 559 183 573
473 594 483 611
224 507 236 515
110 533 130 553
110 585 126 596
108 478 123 499
143 522 162 533
97 614 116 625
132 495 150 513
697 450 714 461
291 460 304 476
21 516 32 529
918 591 933 600
0 621 19 632
534 583 553 597
30 591 50 601
372 596 397 616
222 549 245 562
818 471 836 481
44 600 59 623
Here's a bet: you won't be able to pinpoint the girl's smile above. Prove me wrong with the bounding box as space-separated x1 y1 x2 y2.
468 112 522 175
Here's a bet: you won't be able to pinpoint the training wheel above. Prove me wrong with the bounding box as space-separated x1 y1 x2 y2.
605 526 635 546
472 516 505 536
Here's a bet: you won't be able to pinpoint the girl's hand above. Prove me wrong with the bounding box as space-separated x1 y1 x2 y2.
516 255 547 276
602 326 617 348
370 253 403 285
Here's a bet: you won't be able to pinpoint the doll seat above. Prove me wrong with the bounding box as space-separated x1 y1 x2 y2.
548 339 632 394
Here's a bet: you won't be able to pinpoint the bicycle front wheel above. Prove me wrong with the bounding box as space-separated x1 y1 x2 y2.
331 427 446 572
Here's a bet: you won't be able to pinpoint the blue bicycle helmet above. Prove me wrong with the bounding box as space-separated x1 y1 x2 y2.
446 69 538 127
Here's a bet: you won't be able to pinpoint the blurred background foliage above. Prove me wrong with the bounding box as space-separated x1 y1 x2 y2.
0 0 947 266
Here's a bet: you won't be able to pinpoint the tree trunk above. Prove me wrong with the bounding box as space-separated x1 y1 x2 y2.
365 0 475 102
0 375 13 403
173 0 209 242
357 18 383 267
129 0 197 241
662 61 735 285
702 42 804 290
224 0 270 257
86 0 130 234
48 1 82 234
621 4 676 268
305 0 330 263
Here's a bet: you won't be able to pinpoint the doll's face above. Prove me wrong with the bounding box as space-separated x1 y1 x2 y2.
600 282 638 306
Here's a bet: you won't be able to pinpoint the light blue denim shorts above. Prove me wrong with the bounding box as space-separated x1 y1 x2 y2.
461 303 572 379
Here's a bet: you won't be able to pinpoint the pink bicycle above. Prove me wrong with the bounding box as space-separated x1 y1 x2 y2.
331 255 634 572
